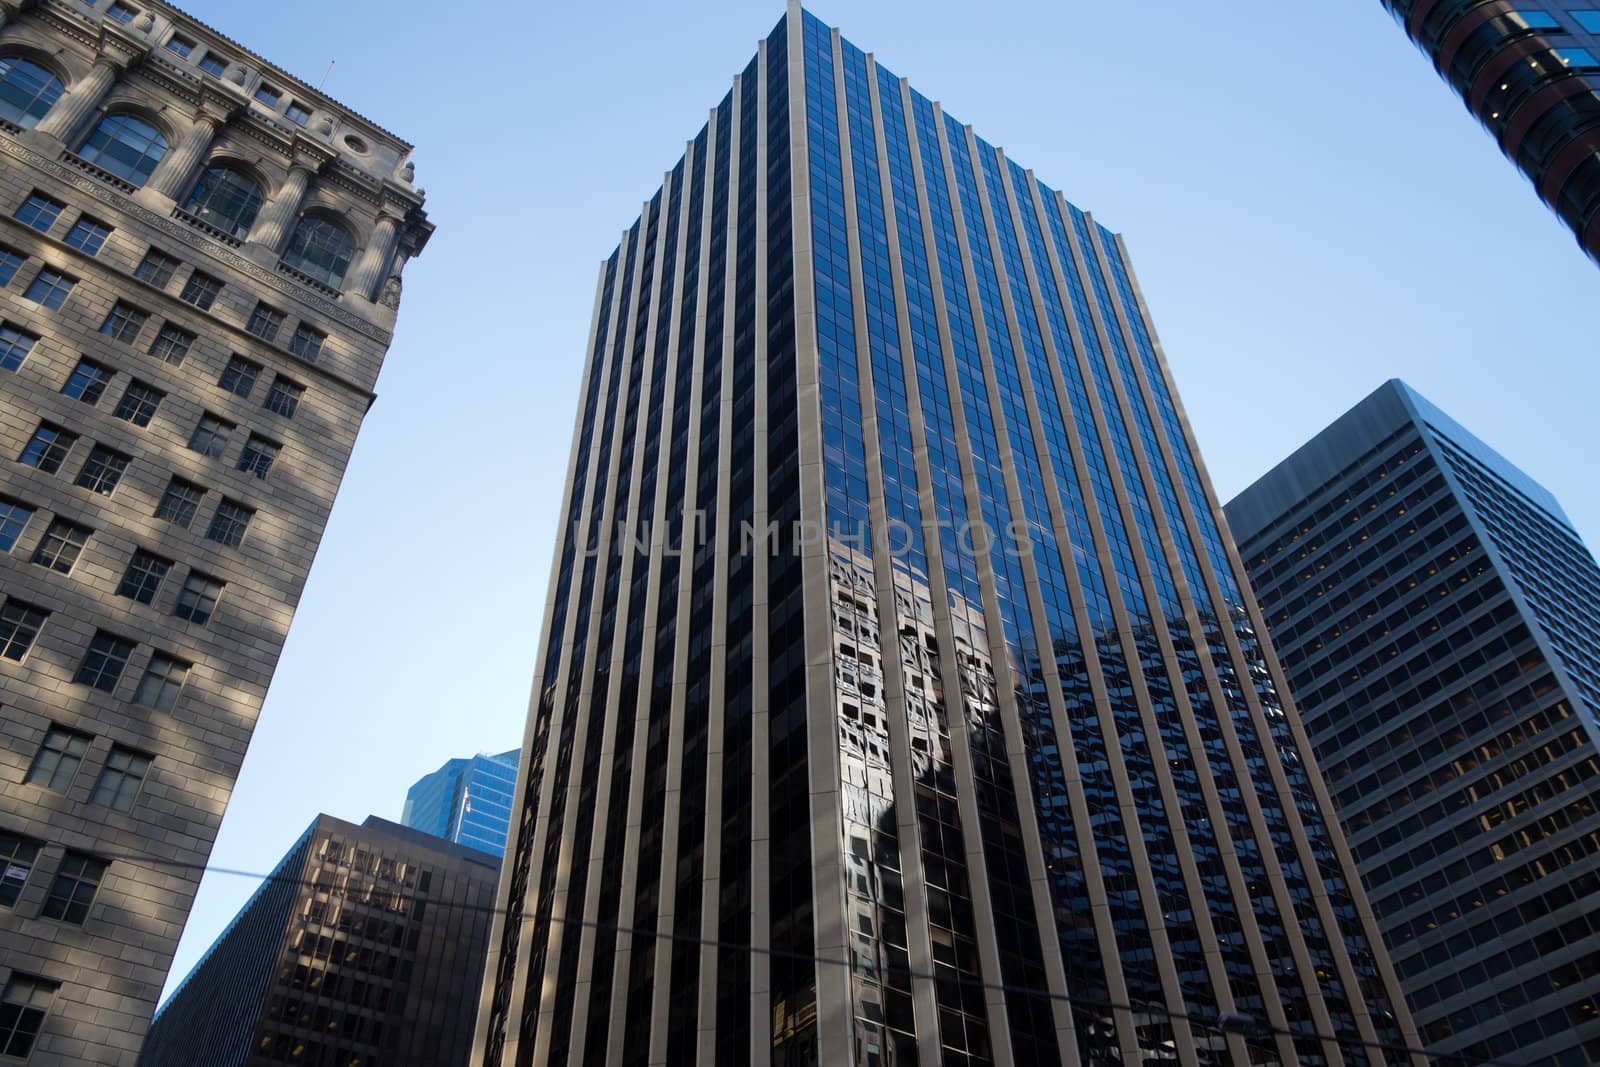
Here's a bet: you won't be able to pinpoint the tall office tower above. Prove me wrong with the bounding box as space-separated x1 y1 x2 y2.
1226 380 1600 1066
0 1 430 1063
1379 1 1600 262
402 749 520 858
475 5 1420 1065
141 815 497 1067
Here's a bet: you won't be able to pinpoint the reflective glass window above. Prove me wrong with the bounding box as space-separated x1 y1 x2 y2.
78 113 169 187
0 56 63 128
183 165 263 239
282 215 354 287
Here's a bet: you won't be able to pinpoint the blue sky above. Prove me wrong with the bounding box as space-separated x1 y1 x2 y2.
160 0 1598 998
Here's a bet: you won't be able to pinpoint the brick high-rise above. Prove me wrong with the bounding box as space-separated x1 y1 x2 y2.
0 1 430 1062
474 5 1420 1064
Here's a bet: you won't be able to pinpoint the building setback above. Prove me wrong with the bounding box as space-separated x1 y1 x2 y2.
1379 1 1600 262
140 815 498 1067
1226 380 1600 1065
402 749 519 859
474 5 1421 1064
0 1 430 1063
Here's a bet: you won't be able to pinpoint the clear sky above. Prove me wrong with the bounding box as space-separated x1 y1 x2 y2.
160 0 1598 999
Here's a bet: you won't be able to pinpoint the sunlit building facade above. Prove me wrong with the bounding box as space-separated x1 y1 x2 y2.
1227 380 1600 1065
402 749 520 858
475 5 1419 1064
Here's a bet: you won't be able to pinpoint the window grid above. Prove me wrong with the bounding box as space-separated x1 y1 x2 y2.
24 725 91 792
15 192 63 232
112 379 162 427
105 2 137 23
42 853 105 924
206 498 252 547
288 323 326 362
74 444 130 495
263 377 303 418
246 302 284 342
0 244 25 286
100 301 148 344
74 631 135 692
198 53 226 77
0 974 58 1058
174 571 222 625
164 35 193 58
147 322 195 365
238 435 279 480
0 57 63 131
286 100 311 126
0 323 38 371
219 355 261 398
154 477 203 527
31 517 89 573
134 248 180 287
79 113 168 188
18 422 77 473
0 599 47 660
282 216 354 288
116 549 171 604
64 216 112 255
133 653 188 711
0 496 32 551
188 413 232 458
91 746 151 812
61 358 113 405
180 270 223 309
0 832 41 908
23 267 76 309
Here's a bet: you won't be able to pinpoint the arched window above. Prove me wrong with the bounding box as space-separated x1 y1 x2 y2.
0 56 64 129
78 113 168 187
184 165 265 238
282 214 355 288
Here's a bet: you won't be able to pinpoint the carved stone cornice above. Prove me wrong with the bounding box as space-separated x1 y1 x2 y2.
289 133 337 174
0 130 393 343
96 20 150 72
196 83 243 127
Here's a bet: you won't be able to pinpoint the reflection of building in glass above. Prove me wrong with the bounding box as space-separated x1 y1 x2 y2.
142 815 496 1067
475 4 1420 1064
1227 380 1600 1065
402 749 520 858
1378 2 1600 263
0 3 429 1062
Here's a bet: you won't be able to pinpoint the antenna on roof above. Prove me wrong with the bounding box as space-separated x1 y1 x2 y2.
318 60 334 91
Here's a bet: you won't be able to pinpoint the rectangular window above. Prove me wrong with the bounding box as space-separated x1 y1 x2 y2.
91 746 151 812
0 496 32 552
154 477 203 527
0 833 41 908
164 34 194 57
264 377 303 418
1555 47 1600 69
254 83 281 107
74 445 130 495
246 302 285 342
187 413 233 458
61 358 113 405
1576 11 1600 33
15 192 63 232
286 101 312 126
133 653 188 711
206 498 253 548
100 301 148 344
288 323 326 362
1510 9 1564 30
0 323 38 372
42 853 105 924
147 322 195 365
105 1 137 22
0 974 58 1057
218 355 261 398
23 267 76 309
24 725 91 792
31 517 89 574
112 380 162 427
135 248 180 287
116 549 171 604
64 216 112 255
180 270 222 309
238 435 279 480
198 52 226 77
74 631 135 692
0 244 25 286
0 599 47 660
18 422 77 473
174 571 223 625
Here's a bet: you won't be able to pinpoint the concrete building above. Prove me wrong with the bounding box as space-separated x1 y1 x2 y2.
1379 1 1600 262
473 5 1421 1064
0 1 430 1062
1226 380 1600 1066
401 749 519 859
140 814 497 1067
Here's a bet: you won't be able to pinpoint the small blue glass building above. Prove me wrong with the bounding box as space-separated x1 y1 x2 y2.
400 749 519 859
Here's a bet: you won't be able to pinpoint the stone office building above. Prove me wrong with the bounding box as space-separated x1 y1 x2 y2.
474 4 1420 1064
0 1 430 1063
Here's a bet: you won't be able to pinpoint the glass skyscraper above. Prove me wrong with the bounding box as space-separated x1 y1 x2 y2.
475 5 1420 1064
1227 380 1600 1066
401 749 520 858
1379 1 1600 263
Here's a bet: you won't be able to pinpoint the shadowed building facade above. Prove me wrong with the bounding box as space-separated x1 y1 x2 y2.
0 1 430 1062
474 5 1420 1065
1379 1 1600 262
402 749 520 859
140 815 498 1067
1227 380 1600 1066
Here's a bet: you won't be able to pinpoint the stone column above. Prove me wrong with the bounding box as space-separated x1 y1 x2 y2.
143 98 232 201
342 211 401 300
34 56 119 142
245 160 315 254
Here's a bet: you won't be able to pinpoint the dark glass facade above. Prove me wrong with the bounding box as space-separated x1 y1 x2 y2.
475 6 1420 1064
1381 0 1600 262
401 749 519 858
1227 379 1600 1065
141 815 498 1067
